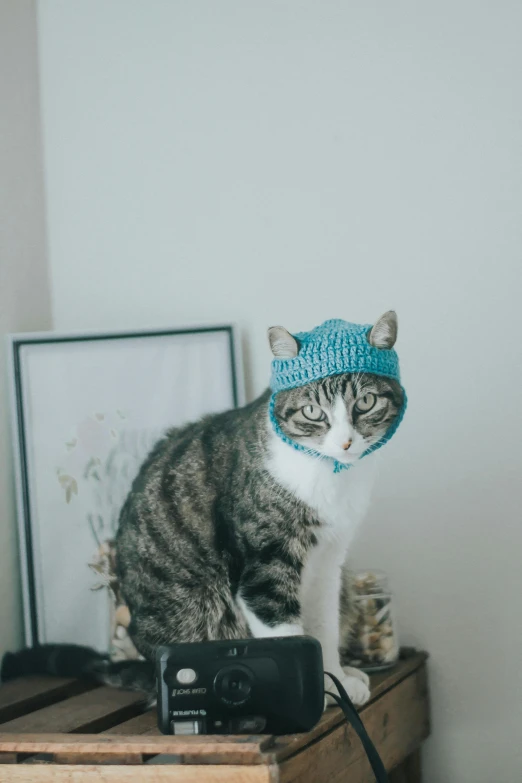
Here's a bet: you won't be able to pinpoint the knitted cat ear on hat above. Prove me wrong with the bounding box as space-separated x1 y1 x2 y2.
268 312 407 471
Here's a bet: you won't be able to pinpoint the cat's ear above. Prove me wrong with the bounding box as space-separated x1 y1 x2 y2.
268 326 299 359
367 311 398 349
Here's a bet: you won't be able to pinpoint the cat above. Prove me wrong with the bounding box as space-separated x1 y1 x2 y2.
2 312 405 707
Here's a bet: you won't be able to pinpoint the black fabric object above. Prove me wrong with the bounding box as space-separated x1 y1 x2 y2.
1 644 155 694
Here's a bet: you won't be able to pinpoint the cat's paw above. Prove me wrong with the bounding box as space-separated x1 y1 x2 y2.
325 671 370 707
338 673 370 705
342 665 370 688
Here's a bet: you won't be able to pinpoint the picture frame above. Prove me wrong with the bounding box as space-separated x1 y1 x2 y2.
8 324 245 651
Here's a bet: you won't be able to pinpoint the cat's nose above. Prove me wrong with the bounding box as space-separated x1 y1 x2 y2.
342 440 352 451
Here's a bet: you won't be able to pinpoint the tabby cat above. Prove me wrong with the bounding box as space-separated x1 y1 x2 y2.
2 312 405 707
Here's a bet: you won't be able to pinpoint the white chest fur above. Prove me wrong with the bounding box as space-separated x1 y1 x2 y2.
266 428 377 543
265 429 377 693
239 426 378 707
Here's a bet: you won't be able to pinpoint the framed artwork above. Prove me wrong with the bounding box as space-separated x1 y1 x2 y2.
8 325 244 652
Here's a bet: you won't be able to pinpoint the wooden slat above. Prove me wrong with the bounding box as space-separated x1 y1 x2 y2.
272 651 427 764
103 711 159 736
0 687 146 734
0 763 278 782
53 752 145 766
278 664 429 783
0 677 94 724
0 734 275 765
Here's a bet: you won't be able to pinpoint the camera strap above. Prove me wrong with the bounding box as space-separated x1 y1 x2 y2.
324 671 388 783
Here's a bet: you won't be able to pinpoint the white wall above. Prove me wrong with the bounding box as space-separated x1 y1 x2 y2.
36 2 522 780
0 0 52 659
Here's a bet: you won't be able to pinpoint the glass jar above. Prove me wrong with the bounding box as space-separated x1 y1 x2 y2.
342 570 399 672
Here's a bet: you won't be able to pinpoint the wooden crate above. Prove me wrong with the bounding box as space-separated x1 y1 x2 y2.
0 651 429 782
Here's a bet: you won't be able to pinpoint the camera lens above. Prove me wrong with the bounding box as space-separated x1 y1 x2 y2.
214 665 253 705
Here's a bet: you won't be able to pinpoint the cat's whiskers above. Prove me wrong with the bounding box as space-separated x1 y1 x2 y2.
364 434 386 452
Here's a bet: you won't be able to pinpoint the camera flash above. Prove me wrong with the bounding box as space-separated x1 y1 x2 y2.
176 668 197 685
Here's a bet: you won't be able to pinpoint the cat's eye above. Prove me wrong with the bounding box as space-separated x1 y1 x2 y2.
355 393 377 413
302 405 326 422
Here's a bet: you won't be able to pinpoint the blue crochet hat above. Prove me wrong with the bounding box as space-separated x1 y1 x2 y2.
269 318 407 471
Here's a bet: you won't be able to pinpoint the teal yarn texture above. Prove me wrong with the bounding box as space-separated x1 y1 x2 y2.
269 319 407 472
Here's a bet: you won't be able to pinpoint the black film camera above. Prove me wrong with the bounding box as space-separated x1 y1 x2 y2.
156 636 324 735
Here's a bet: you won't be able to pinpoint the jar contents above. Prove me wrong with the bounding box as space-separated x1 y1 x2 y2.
342 570 399 672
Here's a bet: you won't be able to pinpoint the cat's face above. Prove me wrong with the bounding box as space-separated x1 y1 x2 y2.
272 372 403 465
269 311 403 465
